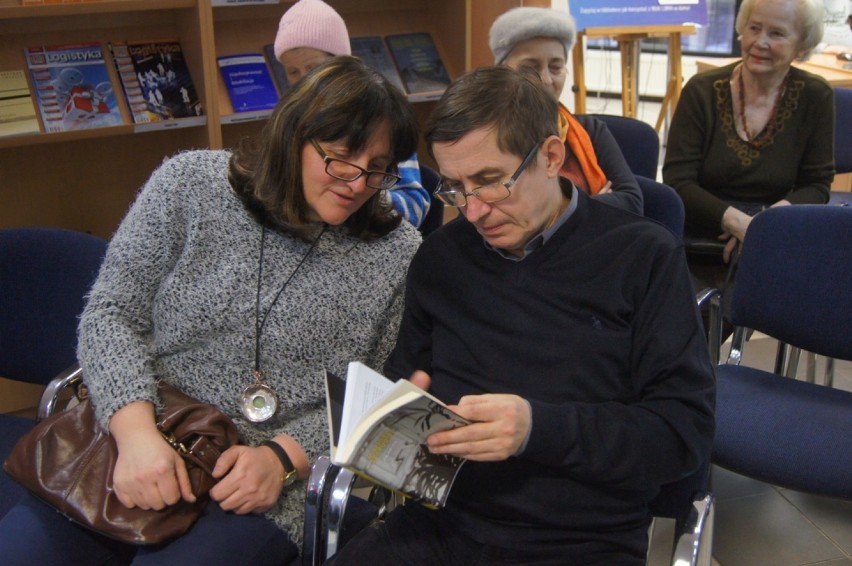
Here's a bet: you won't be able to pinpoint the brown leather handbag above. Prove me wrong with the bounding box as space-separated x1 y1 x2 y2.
3 381 239 545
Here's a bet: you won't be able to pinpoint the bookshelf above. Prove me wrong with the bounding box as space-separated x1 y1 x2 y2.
0 0 545 239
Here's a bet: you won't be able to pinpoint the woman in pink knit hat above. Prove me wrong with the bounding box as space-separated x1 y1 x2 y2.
274 0 431 228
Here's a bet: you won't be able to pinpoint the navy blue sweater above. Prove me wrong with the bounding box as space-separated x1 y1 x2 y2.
385 190 715 552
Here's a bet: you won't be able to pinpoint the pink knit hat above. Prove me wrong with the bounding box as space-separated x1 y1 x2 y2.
273 0 351 61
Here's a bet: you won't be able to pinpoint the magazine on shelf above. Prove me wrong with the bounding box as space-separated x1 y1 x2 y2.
210 0 279 5
0 69 40 137
24 42 123 133
350 36 406 94
108 39 203 125
385 32 451 102
262 44 289 96
324 361 468 509
217 53 279 113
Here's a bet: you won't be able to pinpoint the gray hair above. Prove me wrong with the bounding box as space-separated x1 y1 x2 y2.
735 0 824 61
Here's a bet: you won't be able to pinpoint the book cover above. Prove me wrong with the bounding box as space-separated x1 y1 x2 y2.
350 36 406 94
108 39 203 124
384 33 451 101
262 44 289 96
218 53 279 113
324 362 468 509
24 42 123 133
210 0 279 5
0 69 40 137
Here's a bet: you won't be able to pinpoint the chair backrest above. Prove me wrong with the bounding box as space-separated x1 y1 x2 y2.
834 86 852 174
418 164 444 237
731 205 852 361
0 227 108 385
635 175 684 238
588 113 660 180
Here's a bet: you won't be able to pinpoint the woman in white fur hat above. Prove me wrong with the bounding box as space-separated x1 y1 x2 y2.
490 6 643 214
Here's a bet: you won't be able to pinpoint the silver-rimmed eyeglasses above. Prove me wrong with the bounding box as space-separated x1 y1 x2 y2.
433 142 541 207
311 139 401 190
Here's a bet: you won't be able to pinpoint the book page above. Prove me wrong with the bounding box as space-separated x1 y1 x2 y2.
338 362 396 452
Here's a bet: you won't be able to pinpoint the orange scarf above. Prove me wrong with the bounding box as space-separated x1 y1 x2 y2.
558 104 608 195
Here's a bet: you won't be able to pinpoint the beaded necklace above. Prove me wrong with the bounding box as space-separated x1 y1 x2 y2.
737 66 789 149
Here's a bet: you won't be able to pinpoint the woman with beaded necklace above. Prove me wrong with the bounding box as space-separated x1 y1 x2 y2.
663 0 833 332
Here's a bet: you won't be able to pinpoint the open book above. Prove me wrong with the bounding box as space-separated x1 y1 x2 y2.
324 362 468 509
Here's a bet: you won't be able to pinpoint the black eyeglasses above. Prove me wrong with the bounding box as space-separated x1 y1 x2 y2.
433 142 541 207
310 139 401 190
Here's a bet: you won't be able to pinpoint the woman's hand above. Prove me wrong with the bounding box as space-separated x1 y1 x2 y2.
720 206 752 242
110 401 195 510
210 436 308 514
719 206 754 263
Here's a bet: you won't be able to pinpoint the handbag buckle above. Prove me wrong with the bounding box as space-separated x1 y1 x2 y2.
160 430 188 454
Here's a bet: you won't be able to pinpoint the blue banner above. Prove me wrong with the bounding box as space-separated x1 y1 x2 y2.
568 0 708 30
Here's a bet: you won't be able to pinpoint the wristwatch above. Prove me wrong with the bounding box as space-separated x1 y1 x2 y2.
261 440 298 487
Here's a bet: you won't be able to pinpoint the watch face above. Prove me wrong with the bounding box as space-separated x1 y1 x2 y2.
282 469 298 486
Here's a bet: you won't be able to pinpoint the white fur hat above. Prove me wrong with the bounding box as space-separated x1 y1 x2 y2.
489 7 577 64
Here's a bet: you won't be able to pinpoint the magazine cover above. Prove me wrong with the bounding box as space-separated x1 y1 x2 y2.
217 53 279 113
109 39 203 124
0 69 40 137
385 33 451 100
24 42 123 133
350 36 406 94
262 44 289 95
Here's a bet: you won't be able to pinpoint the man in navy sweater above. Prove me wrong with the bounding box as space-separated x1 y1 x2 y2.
330 66 715 565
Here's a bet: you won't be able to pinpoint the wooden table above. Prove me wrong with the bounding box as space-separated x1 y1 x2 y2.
694 53 852 87
572 24 695 132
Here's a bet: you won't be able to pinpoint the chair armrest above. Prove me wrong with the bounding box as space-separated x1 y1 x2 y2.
671 493 715 566
326 466 358 559
301 458 397 565
37 363 84 421
696 288 722 365
303 455 336 566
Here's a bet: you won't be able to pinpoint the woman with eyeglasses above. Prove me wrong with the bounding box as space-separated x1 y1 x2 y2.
0 56 420 565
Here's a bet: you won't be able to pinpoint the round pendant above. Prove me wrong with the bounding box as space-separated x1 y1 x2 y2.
240 383 278 422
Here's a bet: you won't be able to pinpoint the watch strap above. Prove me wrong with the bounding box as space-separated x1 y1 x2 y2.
261 440 298 486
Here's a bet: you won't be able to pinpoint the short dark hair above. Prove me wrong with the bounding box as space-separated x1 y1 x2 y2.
424 65 558 162
229 56 418 240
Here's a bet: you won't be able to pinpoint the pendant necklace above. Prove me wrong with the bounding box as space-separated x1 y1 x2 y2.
240 224 326 422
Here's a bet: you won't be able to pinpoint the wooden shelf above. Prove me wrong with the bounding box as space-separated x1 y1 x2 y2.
1 0 530 238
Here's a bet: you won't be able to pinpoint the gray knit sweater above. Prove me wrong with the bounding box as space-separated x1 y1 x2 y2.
77 150 421 546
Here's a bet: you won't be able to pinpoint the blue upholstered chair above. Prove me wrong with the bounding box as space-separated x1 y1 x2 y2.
636 175 684 238
0 227 108 518
710 206 852 499
797 87 852 382
588 113 660 180
825 86 851 206
832 86 852 177
587 115 684 240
